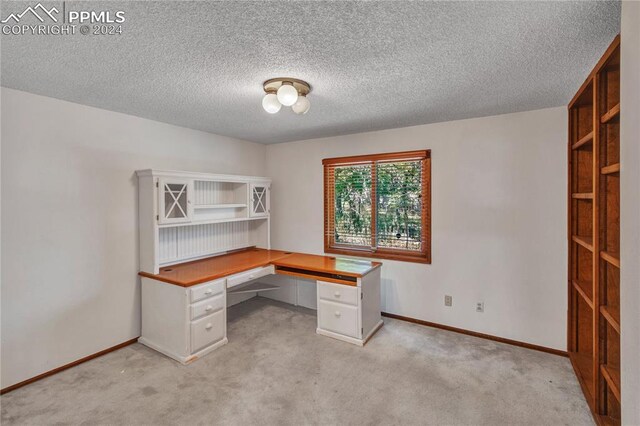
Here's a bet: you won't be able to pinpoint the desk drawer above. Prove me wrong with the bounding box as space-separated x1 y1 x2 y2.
191 310 224 353
318 281 358 306
318 300 359 338
190 279 225 303
227 265 274 289
191 294 224 320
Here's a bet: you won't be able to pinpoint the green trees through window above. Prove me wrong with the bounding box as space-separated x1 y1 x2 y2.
334 165 372 247
376 161 422 251
324 150 431 263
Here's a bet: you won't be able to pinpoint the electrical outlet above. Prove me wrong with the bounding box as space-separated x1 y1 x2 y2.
476 302 484 312
444 295 452 307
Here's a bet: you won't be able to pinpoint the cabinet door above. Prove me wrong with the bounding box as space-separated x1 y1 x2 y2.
158 178 193 224
250 183 269 217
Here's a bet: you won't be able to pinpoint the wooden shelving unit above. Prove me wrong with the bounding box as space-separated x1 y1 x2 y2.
567 35 621 426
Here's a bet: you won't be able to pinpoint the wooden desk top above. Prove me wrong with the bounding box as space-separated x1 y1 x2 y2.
271 253 380 278
139 248 381 287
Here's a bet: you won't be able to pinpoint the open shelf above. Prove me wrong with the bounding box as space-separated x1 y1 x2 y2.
601 163 620 175
572 131 594 150
572 192 593 200
227 281 279 295
600 306 620 334
601 103 620 124
572 235 594 252
193 203 247 209
572 280 593 309
158 216 267 229
601 361 621 402
600 251 620 268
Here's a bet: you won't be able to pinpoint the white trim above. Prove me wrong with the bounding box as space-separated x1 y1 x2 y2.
315 320 383 346
136 169 271 183
185 337 229 364
316 328 364 346
137 337 190 363
138 336 228 365
363 319 384 344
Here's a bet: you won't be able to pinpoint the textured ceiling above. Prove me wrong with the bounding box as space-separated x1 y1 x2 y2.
1 1 620 144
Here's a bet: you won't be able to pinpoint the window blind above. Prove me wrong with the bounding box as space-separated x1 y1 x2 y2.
323 150 431 263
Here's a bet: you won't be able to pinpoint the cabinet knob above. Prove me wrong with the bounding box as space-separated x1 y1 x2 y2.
205 289 213 295
249 275 255 280
205 305 212 311
334 311 341 317
205 323 213 330
334 291 341 298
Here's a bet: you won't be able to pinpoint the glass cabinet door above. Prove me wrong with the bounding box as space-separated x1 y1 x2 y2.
158 179 193 224
250 183 269 217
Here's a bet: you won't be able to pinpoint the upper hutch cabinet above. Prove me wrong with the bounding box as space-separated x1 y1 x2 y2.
137 170 271 274
158 178 193 224
250 183 270 217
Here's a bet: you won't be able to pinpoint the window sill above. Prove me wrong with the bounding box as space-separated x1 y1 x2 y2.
325 247 431 264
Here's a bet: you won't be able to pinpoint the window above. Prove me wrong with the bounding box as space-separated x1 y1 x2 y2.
323 150 431 263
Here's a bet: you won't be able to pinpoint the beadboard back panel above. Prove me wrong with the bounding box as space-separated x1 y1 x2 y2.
159 221 250 264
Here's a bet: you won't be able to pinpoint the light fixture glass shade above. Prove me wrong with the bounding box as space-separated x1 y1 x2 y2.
262 93 281 114
292 95 310 115
277 83 298 106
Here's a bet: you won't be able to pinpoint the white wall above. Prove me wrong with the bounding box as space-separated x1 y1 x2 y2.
620 2 640 423
266 107 567 350
0 88 266 388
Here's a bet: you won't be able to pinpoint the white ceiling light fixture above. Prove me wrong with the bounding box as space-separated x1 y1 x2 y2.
277 82 298 106
292 94 310 115
262 78 311 114
262 90 281 114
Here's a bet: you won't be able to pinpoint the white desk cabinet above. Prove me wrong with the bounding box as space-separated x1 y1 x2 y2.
316 267 382 346
140 277 227 364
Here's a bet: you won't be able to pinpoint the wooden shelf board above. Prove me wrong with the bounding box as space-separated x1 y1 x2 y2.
572 235 594 252
601 103 620 124
601 163 620 175
572 131 594 150
569 351 595 404
572 280 594 309
193 203 247 209
600 251 620 268
600 364 621 403
598 414 620 426
600 306 621 334
572 192 594 200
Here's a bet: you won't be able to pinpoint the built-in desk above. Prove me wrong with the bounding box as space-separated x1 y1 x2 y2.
138 248 383 363
139 248 292 286
139 248 381 287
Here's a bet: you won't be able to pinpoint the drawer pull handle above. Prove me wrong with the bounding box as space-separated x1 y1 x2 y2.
205 323 213 330
205 305 213 311
205 289 213 295
334 291 341 298
334 311 341 317
249 275 255 279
